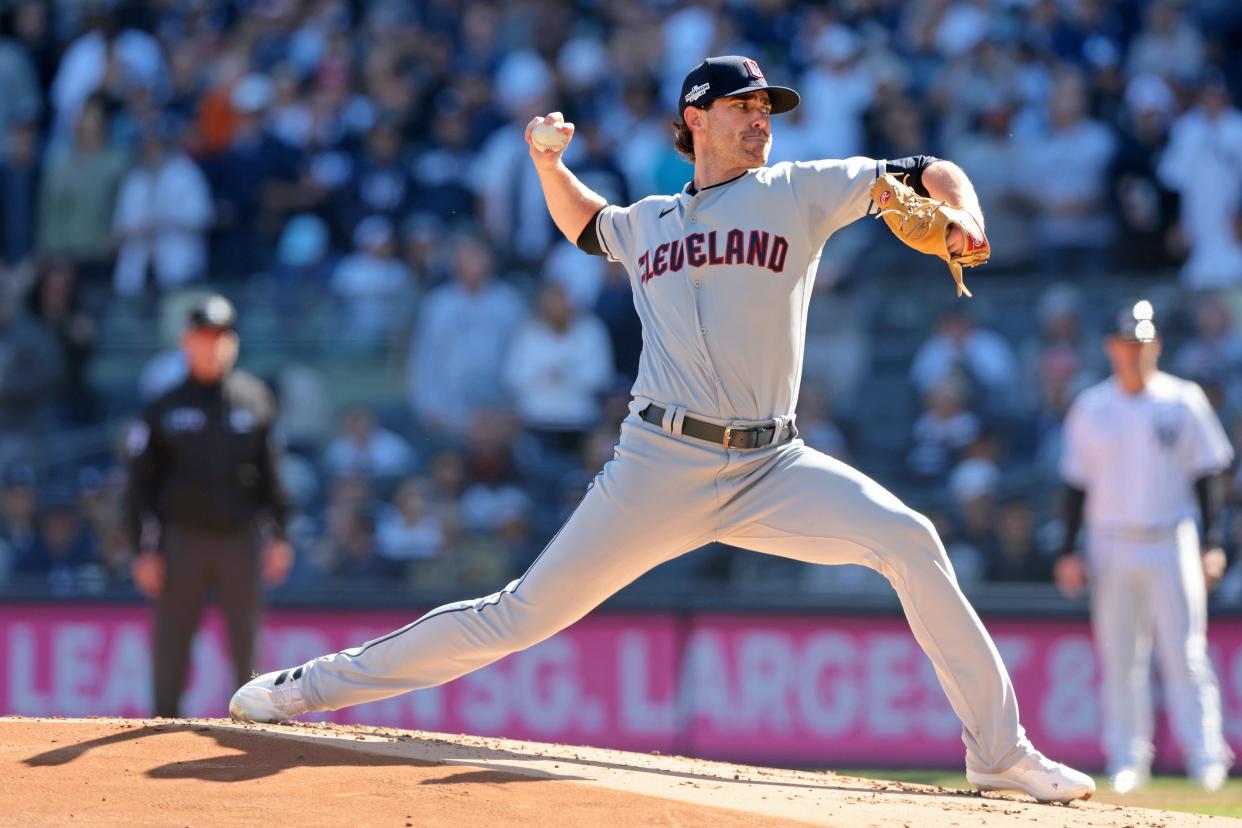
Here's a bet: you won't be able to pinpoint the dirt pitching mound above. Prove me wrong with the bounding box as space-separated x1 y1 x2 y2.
0 717 1226 827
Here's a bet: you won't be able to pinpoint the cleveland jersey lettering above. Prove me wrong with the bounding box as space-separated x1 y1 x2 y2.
637 229 789 282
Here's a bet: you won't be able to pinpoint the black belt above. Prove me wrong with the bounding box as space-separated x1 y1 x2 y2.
640 404 793 450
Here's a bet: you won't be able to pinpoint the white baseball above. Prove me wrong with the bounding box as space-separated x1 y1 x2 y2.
531 121 569 153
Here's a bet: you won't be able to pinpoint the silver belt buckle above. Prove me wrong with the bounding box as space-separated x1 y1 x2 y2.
722 425 734 449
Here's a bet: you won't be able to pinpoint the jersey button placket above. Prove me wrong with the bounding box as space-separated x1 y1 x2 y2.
686 201 703 287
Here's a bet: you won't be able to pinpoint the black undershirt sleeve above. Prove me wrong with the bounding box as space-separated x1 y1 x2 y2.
884 155 940 197
576 206 607 257
1057 485 1087 557
1195 473 1224 549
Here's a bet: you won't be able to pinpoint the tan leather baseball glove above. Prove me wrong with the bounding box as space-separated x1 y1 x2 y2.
870 172 989 298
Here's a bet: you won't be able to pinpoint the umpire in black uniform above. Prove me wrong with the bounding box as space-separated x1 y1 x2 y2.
125 295 293 717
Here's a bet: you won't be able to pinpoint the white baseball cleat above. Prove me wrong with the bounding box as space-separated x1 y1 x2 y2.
229 665 310 723
1191 761 1229 792
1108 765 1149 794
967 751 1096 803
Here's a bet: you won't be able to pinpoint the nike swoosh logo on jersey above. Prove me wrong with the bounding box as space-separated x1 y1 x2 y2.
659 205 677 218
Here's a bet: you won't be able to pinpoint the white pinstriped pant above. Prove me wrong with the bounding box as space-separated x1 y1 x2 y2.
299 409 1033 773
1088 522 1233 772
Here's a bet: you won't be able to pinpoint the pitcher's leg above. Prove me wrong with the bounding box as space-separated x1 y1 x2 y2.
1088 549 1154 772
1150 526 1233 771
302 532 708 711
299 424 717 712
721 444 1028 773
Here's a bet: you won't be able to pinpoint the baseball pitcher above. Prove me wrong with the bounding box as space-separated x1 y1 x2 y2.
232 56 1094 803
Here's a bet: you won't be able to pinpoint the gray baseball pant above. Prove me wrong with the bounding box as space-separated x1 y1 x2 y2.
298 412 1032 773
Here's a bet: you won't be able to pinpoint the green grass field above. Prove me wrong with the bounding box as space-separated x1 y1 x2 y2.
841 769 1242 818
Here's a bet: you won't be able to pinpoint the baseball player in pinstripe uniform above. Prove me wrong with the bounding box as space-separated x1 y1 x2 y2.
232 56 1094 803
1056 300 1234 793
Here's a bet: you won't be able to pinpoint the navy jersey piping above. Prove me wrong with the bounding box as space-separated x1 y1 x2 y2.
685 169 749 197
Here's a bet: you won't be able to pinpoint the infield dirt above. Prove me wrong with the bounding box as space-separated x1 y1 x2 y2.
0 717 1234 827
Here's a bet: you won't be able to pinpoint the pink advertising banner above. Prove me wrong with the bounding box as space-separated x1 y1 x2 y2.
2 603 1241 769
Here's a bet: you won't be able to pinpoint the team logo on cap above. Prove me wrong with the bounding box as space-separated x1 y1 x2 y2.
685 82 710 103
743 59 764 79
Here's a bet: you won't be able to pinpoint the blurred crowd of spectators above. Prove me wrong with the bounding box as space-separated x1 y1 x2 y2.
2 0 1242 598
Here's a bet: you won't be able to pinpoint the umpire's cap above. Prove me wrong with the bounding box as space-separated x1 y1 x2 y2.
679 56 800 115
187 295 237 331
1106 299 1158 342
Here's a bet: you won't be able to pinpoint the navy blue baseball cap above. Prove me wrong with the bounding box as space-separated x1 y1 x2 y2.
187 295 237 331
679 56 800 115
1106 299 1158 342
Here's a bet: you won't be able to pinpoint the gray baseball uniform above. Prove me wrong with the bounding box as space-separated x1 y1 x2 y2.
291 156 1033 774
